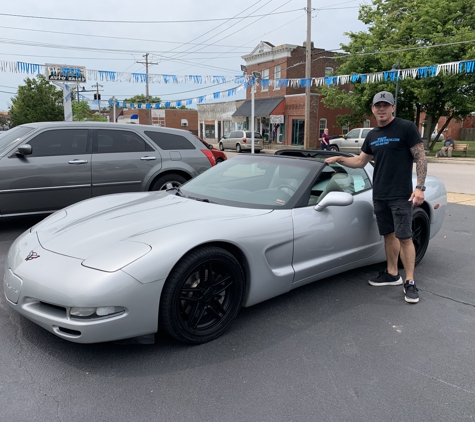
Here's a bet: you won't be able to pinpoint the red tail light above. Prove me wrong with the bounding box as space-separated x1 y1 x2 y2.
201 149 216 166
242 138 247 143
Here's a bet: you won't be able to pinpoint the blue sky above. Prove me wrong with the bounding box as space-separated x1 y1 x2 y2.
0 0 369 111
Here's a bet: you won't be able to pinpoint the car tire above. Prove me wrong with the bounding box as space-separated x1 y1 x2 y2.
329 145 339 152
398 207 430 268
412 207 430 266
216 157 224 164
255 149 261 153
150 174 187 191
159 246 245 344
236 144 242 153
219 143 225 151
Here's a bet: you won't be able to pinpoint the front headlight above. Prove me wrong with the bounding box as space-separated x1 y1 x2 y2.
82 241 151 272
70 306 125 320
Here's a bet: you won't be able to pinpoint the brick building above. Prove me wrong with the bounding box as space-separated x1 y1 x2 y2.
118 108 199 134
235 41 361 148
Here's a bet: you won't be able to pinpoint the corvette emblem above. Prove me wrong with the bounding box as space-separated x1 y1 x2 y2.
25 251 40 261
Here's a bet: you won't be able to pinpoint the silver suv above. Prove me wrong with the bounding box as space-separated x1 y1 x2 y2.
330 128 373 154
0 122 214 217
219 130 263 153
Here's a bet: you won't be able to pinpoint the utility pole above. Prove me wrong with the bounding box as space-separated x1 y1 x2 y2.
137 53 158 125
110 95 117 123
91 82 103 112
303 0 312 150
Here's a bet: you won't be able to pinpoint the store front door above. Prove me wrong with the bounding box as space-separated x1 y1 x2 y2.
291 119 305 146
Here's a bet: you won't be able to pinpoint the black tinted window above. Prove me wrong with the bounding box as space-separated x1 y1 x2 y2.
96 130 153 153
245 132 262 139
145 131 196 150
27 129 89 157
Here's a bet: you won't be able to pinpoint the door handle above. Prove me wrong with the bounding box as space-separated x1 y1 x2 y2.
140 156 156 161
68 159 88 164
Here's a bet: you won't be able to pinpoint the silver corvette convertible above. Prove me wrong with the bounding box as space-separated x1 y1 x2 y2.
4 150 447 344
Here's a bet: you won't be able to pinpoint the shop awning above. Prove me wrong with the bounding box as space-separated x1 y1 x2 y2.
232 97 284 117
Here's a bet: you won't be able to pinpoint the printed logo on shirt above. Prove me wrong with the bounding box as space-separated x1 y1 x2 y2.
371 136 400 147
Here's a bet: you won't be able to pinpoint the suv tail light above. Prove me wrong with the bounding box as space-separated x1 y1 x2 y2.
242 138 247 143
201 149 216 166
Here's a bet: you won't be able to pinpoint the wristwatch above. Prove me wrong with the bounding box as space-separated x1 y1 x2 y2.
415 185 426 191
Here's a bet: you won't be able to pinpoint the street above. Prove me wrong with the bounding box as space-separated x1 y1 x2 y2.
0 163 474 421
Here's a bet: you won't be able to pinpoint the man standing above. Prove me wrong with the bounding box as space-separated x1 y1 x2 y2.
321 128 331 150
325 91 427 304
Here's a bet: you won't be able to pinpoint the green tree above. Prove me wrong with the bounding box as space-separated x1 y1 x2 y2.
9 74 64 126
320 0 475 150
72 101 107 121
72 101 92 121
123 94 161 104
0 114 9 129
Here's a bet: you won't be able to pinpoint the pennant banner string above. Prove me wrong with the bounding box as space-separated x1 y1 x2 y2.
2 59 475 108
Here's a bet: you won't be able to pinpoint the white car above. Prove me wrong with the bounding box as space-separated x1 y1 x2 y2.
330 128 373 154
219 130 263 153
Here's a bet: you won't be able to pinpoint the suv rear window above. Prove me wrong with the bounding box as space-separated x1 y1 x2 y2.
245 132 262 139
145 131 196 150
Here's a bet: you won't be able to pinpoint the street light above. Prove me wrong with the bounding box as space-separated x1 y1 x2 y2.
391 59 400 117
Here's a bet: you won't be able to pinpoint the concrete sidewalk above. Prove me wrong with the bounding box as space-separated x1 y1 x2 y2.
447 192 475 206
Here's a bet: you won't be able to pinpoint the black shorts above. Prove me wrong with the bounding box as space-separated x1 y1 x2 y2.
373 199 413 239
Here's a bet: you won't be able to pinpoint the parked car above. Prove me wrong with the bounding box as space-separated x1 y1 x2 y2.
219 130 263 153
195 135 227 164
4 150 446 344
329 128 373 154
0 122 215 218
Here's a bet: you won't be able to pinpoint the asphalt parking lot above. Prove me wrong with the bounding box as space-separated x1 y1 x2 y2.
0 166 474 421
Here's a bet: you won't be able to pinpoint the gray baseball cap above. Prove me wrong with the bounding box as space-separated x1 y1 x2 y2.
372 91 395 106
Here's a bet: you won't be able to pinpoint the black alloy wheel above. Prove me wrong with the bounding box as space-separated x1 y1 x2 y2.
159 246 245 344
412 207 430 266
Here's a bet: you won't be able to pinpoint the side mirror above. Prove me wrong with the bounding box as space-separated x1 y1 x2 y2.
314 192 354 212
207 144 213 150
16 144 32 156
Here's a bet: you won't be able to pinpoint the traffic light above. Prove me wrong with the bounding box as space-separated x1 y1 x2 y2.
94 93 101 100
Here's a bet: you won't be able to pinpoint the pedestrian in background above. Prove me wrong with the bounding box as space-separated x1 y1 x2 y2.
324 91 427 304
321 128 331 150
437 136 454 158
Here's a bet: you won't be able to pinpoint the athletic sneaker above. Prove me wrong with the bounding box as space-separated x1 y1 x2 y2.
404 280 419 303
368 270 403 286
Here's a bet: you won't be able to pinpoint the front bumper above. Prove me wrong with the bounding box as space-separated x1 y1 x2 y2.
4 240 162 343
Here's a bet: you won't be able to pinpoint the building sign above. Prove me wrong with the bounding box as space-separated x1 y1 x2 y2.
45 64 86 82
270 115 284 124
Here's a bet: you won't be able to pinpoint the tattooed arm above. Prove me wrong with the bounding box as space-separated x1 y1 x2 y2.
409 142 427 206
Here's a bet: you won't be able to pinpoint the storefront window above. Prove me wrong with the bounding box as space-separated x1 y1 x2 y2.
205 124 215 139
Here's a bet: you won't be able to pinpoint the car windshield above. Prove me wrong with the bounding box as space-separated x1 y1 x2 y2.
180 155 315 209
0 126 35 155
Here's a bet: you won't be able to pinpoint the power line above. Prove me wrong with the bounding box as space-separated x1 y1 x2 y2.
0 25 245 49
0 9 303 24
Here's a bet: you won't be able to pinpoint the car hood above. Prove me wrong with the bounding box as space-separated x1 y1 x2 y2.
34 192 271 260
